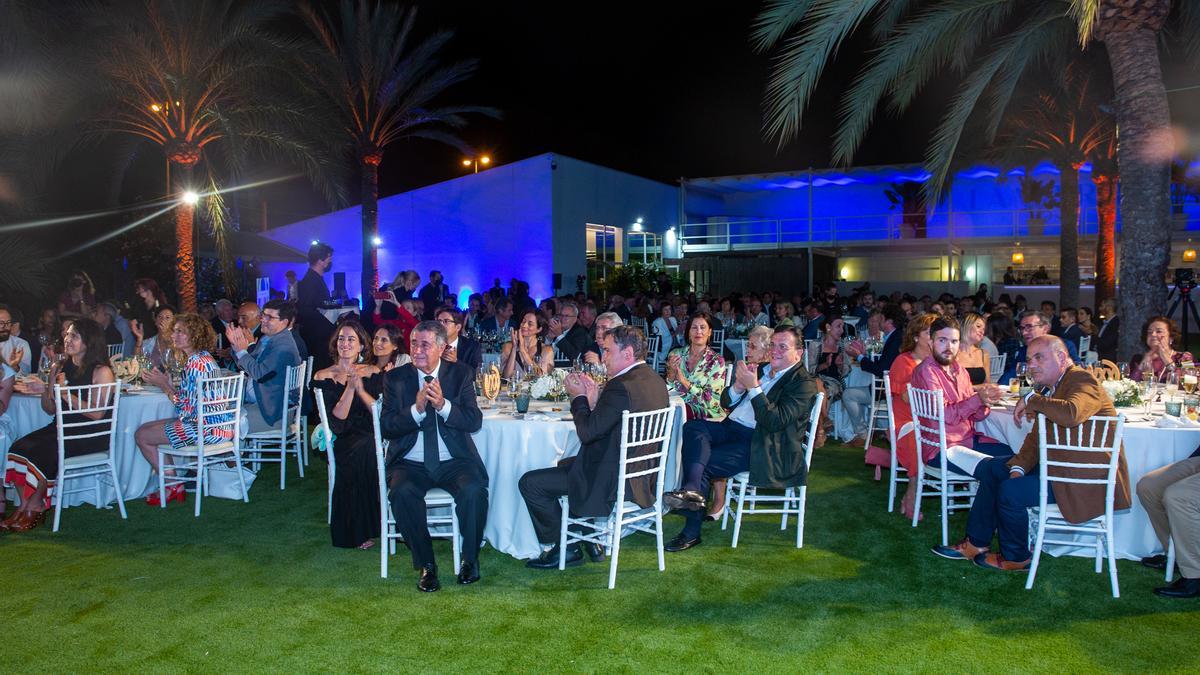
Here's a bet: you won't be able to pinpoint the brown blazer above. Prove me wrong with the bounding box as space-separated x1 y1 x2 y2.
1007 366 1131 523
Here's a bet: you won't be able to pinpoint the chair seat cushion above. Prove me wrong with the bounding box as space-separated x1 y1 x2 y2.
64 452 111 467
922 465 975 481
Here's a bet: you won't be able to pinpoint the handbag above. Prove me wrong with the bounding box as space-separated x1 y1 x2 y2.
205 465 257 500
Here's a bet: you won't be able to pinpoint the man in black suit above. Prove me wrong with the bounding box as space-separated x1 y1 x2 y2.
662 326 819 551
520 325 670 568
418 270 451 319
1095 298 1119 362
546 299 591 364
295 242 334 370
435 306 482 372
380 320 487 592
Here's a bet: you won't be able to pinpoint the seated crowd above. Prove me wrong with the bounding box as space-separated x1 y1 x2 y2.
0 263 1191 600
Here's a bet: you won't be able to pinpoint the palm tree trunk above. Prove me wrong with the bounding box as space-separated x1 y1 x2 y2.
361 156 380 300
1058 164 1080 310
1093 173 1118 309
174 162 197 312
1100 8 1173 360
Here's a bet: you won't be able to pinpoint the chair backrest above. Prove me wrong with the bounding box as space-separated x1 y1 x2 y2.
304 355 315 388
196 373 245 450
280 362 307 432
631 317 648 332
989 353 1006 383
613 406 678 509
53 381 122 459
710 329 725 352
882 370 899 444
107 344 123 359
906 385 946 471
646 335 662 370
1079 335 1092 354
369 398 390 513
802 391 826 469
723 363 734 388
1036 412 1125 509
313 387 335 455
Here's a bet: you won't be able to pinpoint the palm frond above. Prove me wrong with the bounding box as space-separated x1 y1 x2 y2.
750 0 821 52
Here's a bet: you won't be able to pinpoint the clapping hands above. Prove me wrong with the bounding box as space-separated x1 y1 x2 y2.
733 360 759 392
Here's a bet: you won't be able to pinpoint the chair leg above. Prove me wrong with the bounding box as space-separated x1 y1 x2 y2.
1094 533 1103 574
157 451 167 509
558 498 569 571
295 438 305 478
451 507 461 576
887 463 898 513
796 486 807 548
94 469 102 507
731 480 749 548
1106 527 1120 598
194 456 204 518
1025 514 1047 590
608 513 622 590
911 476 924 528
939 478 950 547
109 462 127 520
380 511 389 579
781 487 791 531
1166 538 1176 583
234 452 249 503
654 505 666 572
720 480 732 530
52 470 64 533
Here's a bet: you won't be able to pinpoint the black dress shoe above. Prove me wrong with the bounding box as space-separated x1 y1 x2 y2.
663 490 706 512
457 560 480 585
417 563 440 592
581 542 606 563
1154 577 1200 598
1141 554 1168 570
664 532 702 552
526 544 583 569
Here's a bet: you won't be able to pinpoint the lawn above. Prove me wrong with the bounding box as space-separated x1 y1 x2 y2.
4 441 1197 673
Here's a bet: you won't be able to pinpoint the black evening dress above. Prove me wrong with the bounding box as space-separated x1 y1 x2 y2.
315 373 383 548
965 366 986 386
7 362 112 498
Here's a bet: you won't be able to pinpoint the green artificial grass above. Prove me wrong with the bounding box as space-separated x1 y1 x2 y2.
4 441 1198 672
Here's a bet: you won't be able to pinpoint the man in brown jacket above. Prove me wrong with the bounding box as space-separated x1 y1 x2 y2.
932 335 1129 571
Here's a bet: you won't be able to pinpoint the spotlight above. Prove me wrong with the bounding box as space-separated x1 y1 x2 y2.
181 191 199 206
372 236 382 246
312 240 320 246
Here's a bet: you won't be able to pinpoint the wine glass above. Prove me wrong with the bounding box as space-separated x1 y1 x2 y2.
1118 362 1130 380
1164 370 1180 400
1015 362 1028 386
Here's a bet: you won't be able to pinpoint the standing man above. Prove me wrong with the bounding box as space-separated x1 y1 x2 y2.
296 242 334 370
1095 298 1120 362
932 335 1128 570
436 306 482 372
418 270 451 319
226 299 302 434
662 327 819 551
520 325 669 568
0 305 31 375
546 299 590 363
380 321 487 592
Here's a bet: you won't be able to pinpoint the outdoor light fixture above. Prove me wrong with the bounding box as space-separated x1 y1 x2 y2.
1011 250 1024 265
149 103 162 112
462 155 492 173
312 239 320 245
372 236 382 246
631 217 643 232
181 190 199 206
1185 248 1197 263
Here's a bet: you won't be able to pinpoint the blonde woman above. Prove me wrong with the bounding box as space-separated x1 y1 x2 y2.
956 312 991 386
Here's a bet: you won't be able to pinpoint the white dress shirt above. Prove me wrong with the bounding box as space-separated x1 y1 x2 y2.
403 362 455 463
1 335 32 375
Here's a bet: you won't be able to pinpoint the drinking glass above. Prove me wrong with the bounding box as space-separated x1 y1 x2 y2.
1015 362 1028 386
1163 370 1180 400
1118 362 1129 380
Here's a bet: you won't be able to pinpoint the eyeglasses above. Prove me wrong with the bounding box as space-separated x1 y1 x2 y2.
1019 322 1045 332
556 313 578 319
0 321 11 327
260 313 282 322
436 318 458 325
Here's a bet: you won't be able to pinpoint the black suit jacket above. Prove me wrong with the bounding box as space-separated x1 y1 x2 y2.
379 361 485 481
720 363 819 488
567 362 669 517
553 324 591 363
859 329 901 377
418 282 451 319
296 268 333 361
448 336 483 372
1096 316 1119 361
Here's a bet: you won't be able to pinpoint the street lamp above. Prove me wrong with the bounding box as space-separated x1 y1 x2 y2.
462 155 491 173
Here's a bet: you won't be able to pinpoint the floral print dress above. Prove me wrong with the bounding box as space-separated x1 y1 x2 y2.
163 351 235 449
667 346 726 420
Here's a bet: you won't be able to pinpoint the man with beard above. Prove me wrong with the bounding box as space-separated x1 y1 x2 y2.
910 316 1011 478
0 305 32 375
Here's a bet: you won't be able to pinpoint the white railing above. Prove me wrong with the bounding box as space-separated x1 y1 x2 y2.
679 209 1194 252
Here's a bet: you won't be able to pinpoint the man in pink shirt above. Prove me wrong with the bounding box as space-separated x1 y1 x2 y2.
911 317 1012 476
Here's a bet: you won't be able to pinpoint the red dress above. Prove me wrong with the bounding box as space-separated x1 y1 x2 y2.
888 352 920 474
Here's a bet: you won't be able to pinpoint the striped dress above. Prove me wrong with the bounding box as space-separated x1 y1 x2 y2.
163 352 235 449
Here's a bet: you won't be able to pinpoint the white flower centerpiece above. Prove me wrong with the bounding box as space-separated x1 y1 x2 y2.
1101 378 1144 408
530 369 568 401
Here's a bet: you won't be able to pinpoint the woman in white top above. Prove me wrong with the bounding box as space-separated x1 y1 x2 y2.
651 301 679 365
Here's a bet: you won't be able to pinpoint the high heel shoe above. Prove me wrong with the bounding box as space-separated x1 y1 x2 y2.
704 480 728 521
146 483 187 506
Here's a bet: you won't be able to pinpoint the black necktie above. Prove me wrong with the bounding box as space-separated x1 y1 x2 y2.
422 375 440 472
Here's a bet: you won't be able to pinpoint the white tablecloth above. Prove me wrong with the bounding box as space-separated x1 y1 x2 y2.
976 406 1200 561
1 390 176 507
471 396 686 560
830 365 875 441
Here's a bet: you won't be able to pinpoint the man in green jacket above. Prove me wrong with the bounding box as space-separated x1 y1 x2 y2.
663 326 819 551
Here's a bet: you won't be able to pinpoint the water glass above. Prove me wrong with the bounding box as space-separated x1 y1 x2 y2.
1165 400 1183 417
515 392 531 414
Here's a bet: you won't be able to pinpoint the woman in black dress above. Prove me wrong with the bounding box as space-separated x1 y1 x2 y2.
313 319 383 549
2 318 115 532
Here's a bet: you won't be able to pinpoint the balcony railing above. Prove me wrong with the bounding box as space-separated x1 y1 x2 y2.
679 209 1195 252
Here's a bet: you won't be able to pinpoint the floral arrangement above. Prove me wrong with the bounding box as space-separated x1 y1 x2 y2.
530 369 568 401
111 357 141 384
1100 378 1143 408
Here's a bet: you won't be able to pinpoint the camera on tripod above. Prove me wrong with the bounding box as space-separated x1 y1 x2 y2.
1175 268 1195 293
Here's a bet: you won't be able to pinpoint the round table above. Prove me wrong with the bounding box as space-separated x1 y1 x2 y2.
469 396 686 560
1 389 176 507
976 404 1200 561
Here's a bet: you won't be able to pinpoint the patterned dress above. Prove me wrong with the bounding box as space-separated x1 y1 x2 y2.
667 346 726 420
163 351 235 449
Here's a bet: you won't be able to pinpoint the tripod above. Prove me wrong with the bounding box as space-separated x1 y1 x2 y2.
1167 283 1200 347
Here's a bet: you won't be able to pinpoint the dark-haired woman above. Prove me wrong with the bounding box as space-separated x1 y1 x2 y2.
313 320 382 549
2 319 115 532
500 310 553 378
371 325 410 371
1131 316 1194 381
132 278 170 339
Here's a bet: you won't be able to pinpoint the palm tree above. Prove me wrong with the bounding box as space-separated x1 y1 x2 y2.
296 0 499 300
999 64 1115 310
85 0 344 311
1092 131 1118 312
754 0 1197 358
